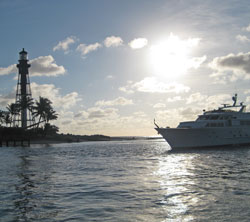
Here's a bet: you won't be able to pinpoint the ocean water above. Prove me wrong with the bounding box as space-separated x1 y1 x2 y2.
1 139 250 222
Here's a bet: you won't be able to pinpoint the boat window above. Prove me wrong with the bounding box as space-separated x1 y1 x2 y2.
240 120 250 126
206 122 224 127
210 115 219 120
197 116 206 120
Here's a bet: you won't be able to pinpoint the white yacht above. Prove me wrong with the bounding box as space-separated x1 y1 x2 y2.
154 94 250 150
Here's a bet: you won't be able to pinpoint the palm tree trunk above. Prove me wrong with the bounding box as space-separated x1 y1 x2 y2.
37 115 42 129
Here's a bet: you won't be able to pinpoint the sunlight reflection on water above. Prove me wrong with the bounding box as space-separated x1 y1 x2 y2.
155 154 196 221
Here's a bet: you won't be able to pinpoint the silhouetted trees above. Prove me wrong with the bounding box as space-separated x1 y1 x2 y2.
1 96 59 136
44 123 59 135
6 103 19 127
32 96 58 128
0 110 11 127
0 110 5 126
17 97 34 114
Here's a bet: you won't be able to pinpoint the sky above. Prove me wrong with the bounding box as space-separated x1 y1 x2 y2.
1 0 250 136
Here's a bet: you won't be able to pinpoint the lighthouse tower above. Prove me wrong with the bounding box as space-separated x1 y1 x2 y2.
13 49 34 128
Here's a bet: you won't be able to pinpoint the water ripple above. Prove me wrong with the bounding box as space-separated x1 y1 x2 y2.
1 141 250 221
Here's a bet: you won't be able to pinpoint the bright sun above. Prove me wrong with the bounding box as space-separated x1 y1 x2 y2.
149 33 200 79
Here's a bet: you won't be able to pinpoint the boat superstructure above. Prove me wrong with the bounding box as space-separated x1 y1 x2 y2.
155 94 250 149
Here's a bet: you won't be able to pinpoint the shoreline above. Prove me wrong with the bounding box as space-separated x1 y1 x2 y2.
0 127 162 146
29 136 163 145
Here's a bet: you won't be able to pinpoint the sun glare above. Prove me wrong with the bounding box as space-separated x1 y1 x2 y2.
149 34 200 79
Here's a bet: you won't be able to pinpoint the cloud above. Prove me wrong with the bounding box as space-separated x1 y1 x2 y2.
53 36 77 52
104 36 123 47
210 52 250 73
167 96 182 102
0 91 15 108
76 43 102 56
244 97 250 110
74 110 89 119
119 86 134 94
205 94 233 109
244 89 250 95
236 35 250 43
64 106 119 123
30 55 66 76
0 64 17 76
31 82 81 110
121 77 190 94
2 82 81 112
0 55 65 77
95 97 133 107
133 111 147 117
243 24 250 32
186 92 232 110
87 107 118 119
106 75 114 79
128 38 148 49
153 103 166 109
178 107 201 118
65 106 152 136
186 92 208 104
188 56 207 69
209 52 250 81
155 107 200 128
75 36 122 57
209 72 228 84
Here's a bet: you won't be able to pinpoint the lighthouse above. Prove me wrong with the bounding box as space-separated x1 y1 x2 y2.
14 49 34 128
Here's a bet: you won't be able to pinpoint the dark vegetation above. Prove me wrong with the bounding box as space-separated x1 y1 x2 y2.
0 96 111 143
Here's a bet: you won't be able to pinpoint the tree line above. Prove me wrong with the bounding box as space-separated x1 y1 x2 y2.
0 96 59 134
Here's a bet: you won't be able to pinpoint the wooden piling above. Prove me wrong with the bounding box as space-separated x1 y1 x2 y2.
0 127 31 147
0 139 30 147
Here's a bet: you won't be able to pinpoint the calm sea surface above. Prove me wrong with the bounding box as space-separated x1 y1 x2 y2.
1 139 250 221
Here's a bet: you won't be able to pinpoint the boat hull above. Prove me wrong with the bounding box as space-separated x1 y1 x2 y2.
155 127 250 150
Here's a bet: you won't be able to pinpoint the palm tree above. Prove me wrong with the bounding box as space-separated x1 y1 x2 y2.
15 97 34 128
33 96 58 128
45 108 58 123
0 110 5 126
17 97 34 112
6 103 20 127
3 112 11 127
0 110 11 127
33 96 51 127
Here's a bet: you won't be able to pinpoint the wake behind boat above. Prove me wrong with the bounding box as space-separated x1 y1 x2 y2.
154 94 250 150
